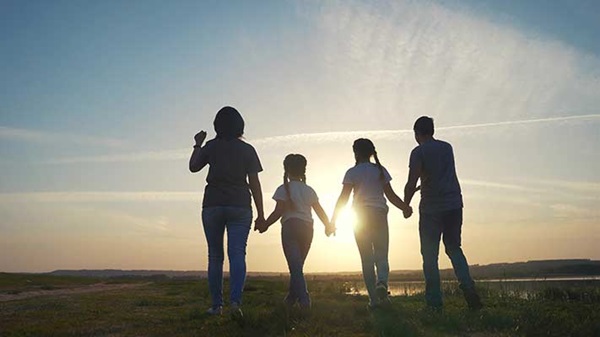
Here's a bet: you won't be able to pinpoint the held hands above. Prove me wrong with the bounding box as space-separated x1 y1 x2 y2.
194 130 207 146
254 217 268 233
325 221 337 237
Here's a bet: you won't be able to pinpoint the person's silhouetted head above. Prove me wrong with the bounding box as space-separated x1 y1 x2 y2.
352 138 385 181
413 116 434 144
283 154 307 210
214 106 244 140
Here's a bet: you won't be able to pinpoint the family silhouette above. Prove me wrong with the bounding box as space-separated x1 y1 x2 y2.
189 106 482 319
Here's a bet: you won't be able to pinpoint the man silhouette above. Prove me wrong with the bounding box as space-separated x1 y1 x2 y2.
403 116 482 310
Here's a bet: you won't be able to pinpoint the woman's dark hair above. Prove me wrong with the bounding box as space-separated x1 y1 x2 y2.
353 138 385 181
283 154 307 210
213 106 244 140
413 116 434 136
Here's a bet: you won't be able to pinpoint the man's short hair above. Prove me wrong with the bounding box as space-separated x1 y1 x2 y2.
414 116 434 136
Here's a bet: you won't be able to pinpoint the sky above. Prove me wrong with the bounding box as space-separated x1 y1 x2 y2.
1 0 599 273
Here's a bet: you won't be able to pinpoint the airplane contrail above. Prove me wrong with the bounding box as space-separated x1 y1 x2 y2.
253 113 600 145
47 113 599 164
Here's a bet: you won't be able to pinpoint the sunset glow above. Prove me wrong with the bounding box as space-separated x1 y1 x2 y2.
1 0 598 274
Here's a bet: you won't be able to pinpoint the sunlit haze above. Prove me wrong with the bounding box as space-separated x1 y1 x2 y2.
1 0 598 273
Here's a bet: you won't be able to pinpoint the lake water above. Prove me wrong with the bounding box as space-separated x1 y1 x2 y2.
345 276 600 299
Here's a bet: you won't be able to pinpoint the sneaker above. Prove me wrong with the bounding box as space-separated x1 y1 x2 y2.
463 288 483 310
230 302 244 320
206 306 223 315
367 302 379 312
376 282 389 302
299 299 312 312
283 294 297 308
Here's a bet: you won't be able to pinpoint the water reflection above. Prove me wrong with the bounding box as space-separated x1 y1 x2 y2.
345 277 600 299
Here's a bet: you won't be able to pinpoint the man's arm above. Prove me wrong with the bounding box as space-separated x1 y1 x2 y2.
403 166 421 207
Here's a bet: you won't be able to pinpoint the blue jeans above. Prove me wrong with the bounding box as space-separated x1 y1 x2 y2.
281 218 314 307
419 208 475 307
202 206 252 309
354 207 389 305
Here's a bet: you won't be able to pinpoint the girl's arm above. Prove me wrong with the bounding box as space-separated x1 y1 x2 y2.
312 201 329 226
383 183 412 216
313 201 334 237
248 173 265 229
261 201 286 233
331 184 353 226
189 131 208 172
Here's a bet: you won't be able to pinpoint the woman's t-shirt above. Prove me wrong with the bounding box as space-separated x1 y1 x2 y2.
272 181 318 224
198 138 263 208
342 162 392 210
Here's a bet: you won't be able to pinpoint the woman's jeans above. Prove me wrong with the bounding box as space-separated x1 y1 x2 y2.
354 207 389 305
202 206 252 309
419 208 475 308
281 218 314 307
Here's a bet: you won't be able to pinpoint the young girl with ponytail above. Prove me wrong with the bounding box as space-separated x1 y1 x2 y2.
331 139 413 309
258 154 333 310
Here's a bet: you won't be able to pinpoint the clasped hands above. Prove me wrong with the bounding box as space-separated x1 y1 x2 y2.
253 217 337 237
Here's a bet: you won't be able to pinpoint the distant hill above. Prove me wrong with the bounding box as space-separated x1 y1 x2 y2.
48 269 282 279
387 259 600 281
48 259 600 280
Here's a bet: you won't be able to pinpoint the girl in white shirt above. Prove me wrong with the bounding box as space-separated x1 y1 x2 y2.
258 154 333 310
331 139 412 309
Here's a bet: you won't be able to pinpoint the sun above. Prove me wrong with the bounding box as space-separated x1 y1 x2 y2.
332 206 357 243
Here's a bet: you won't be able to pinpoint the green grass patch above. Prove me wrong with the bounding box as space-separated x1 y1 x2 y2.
0 274 598 336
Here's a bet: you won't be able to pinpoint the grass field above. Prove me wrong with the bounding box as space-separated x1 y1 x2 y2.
1 273 599 337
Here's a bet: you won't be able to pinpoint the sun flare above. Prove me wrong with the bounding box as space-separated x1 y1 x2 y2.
332 206 357 243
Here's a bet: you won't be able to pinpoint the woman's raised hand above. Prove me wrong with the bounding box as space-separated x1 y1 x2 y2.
194 130 207 146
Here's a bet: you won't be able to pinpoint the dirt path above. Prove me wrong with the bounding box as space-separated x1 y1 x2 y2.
0 282 150 302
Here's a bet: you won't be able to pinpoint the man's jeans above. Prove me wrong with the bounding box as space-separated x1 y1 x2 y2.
202 206 252 309
419 208 475 307
354 207 389 305
281 218 314 307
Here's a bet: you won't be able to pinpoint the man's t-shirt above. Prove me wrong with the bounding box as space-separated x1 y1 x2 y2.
272 181 318 225
342 162 392 211
198 138 263 209
409 139 463 213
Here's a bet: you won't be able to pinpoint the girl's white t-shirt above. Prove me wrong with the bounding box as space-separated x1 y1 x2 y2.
343 162 392 210
272 181 318 224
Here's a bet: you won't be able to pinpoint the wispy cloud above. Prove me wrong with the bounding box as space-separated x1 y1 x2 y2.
46 113 599 164
307 0 600 125
47 149 188 164
462 178 599 202
0 191 198 203
461 179 543 192
0 126 124 148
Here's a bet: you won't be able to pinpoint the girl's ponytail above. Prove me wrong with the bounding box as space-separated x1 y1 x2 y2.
373 151 385 181
283 154 307 211
353 138 385 181
283 171 295 210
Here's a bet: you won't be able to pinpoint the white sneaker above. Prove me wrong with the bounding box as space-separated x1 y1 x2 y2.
230 302 243 320
376 282 389 301
206 306 223 315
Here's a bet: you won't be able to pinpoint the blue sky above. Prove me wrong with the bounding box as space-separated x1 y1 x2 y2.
1 0 598 272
